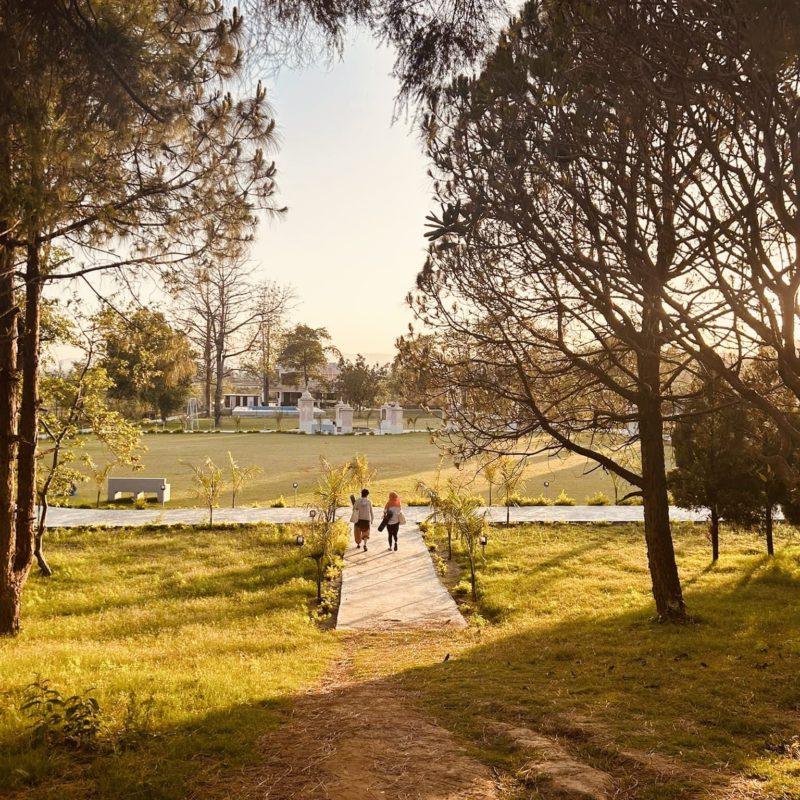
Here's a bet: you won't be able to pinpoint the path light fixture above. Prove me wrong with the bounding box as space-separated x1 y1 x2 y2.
480 533 488 560
309 509 317 521
543 480 550 498
292 481 299 506
295 533 305 546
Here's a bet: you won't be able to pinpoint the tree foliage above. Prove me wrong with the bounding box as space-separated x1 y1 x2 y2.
334 355 388 410
279 324 338 388
97 307 195 421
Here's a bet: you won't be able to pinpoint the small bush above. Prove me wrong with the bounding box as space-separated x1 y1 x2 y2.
585 492 611 506
619 495 644 506
406 496 431 506
553 490 576 506
526 495 552 506
21 678 102 750
270 496 287 508
133 497 148 510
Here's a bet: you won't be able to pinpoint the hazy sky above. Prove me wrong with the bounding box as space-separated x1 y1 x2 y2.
250 30 432 362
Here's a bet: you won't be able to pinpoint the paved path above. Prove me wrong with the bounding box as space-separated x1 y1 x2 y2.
43 504 711 528
336 523 466 630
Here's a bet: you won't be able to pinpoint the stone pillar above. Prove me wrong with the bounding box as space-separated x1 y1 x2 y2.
382 402 404 434
335 401 353 434
298 390 315 434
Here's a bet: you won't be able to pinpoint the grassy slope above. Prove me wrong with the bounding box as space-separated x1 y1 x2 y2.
0 524 339 799
68 432 625 508
353 523 800 799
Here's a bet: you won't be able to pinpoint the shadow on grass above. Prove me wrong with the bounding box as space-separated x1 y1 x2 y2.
6 528 800 800
394 557 800 799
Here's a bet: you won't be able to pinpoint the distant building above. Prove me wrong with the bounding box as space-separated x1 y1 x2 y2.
275 362 340 407
223 392 261 410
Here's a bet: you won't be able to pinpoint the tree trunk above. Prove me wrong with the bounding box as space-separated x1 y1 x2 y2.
203 323 212 418
0 219 21 636
637 374 686 621
710 507 720 562
469 557 477 601
214 347 224 429
34 519 52 578
447 524 452 560
765 506 774 556
263 374 269 406
15 246 41 585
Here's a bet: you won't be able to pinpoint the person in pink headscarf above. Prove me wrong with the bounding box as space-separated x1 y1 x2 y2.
383 491 403 551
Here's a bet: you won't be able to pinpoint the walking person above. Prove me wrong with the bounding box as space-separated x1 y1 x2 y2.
351 488 373 551
383 491 404 551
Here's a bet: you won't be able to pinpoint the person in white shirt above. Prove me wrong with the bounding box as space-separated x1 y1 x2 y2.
352 488 373 551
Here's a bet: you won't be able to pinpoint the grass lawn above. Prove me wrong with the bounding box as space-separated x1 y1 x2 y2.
352 523 800 799
0 524 340 799
67 432 626 509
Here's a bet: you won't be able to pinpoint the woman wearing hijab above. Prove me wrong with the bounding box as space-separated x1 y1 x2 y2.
383 491 403 551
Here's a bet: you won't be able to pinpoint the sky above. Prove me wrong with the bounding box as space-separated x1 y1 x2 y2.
249 30 433 363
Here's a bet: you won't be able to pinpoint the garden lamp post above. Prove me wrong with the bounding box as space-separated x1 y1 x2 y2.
292 482 299 506
543 480 550 498
479 533 488 561
295 533 305 546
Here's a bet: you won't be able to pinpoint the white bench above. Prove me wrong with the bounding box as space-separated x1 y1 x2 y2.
108 477 170 504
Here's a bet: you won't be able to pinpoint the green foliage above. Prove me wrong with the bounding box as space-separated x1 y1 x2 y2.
585 492 611 506
278 324 338 387
314 457 352 523
298 518 348 606
478 456 500 505
40 363 144 510
553 490 576 506
269 496 287 508
96 307 195 421
387 523 800 797
21 678 102 750
0 524 338 795
227 451 262 509
347 452 376 493
334 355 389 410
188 457 225 525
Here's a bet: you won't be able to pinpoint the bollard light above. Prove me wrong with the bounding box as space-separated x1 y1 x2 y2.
295 534 305 546
292 482 299 506
479 534 489 547
309 509 317 520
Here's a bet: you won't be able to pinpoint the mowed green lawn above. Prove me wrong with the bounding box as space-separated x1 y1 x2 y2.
1 522 798 799
353 523 800 799
69 431 628 508
0 524 339 799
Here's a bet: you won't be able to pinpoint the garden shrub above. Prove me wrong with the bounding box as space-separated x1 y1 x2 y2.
553 490 576 506
586 492 611 506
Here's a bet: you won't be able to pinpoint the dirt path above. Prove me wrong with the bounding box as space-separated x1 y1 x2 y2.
214 635 508 800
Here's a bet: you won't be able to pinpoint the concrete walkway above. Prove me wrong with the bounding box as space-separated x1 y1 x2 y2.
336 523 466 630
43 504 711 528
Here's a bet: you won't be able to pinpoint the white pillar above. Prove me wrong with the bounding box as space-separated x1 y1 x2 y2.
383 402 404 434
335 402 353 433
298 390 315 434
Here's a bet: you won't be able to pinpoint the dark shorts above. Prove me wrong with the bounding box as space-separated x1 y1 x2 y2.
356 520 370 532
